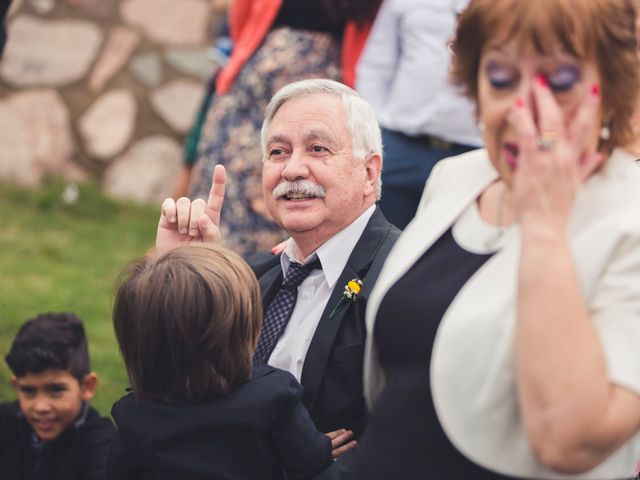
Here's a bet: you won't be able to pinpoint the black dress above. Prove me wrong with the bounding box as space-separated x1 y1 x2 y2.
347 228 523 479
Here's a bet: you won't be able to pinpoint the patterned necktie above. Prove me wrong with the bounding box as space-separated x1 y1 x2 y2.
254 258 322 363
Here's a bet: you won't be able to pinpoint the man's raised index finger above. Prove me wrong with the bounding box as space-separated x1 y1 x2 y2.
206 164 226 226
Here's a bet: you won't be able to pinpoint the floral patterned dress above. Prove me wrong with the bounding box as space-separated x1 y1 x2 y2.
189 27 341 257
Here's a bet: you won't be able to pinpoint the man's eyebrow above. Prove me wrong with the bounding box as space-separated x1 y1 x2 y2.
266 134 290 146
304 130 335 145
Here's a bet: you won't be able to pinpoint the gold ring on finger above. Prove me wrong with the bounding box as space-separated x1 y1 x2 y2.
536 131 557 151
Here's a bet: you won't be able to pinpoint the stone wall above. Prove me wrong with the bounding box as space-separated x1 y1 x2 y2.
0 0 220 203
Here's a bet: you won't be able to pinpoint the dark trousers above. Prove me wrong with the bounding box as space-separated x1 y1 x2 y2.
378 127 476 230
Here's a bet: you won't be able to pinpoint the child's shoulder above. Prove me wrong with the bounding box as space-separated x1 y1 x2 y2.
250 364 301 393
81 404 115 436
241 364 304 411
0 401 22 434
0 400 20 416
71 405 115 475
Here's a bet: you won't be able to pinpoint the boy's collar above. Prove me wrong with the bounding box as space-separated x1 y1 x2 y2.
73 401 90 429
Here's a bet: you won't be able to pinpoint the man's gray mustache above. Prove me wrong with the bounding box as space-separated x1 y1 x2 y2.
272 180 326 199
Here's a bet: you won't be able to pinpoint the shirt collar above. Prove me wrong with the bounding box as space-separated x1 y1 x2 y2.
281 205 376 289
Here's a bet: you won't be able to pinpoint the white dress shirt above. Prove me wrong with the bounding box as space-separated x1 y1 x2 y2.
356 0 482 147
268 205 376 381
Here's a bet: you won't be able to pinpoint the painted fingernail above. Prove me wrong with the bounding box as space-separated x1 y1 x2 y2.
514 97 524 108
590 83 601 96
536 74 548 87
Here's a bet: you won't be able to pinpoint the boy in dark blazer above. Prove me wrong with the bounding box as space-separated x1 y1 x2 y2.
0 312 115 480
106 245 355 479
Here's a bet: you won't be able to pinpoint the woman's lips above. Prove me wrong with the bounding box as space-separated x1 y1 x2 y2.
503 142 519 169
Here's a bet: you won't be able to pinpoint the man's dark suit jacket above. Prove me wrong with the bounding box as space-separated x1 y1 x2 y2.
248 207 401 436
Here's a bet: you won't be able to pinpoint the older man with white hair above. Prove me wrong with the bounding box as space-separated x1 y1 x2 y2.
156 79 400 438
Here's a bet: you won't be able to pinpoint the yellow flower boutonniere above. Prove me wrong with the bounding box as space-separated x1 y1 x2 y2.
329 278 363 319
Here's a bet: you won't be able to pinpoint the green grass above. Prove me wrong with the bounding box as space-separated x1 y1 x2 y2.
0 180 159 416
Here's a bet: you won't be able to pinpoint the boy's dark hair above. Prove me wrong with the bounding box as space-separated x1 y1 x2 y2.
113 244 263 404
5 312 90 382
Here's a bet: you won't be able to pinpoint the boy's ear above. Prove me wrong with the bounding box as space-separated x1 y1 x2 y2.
80 372 98 401
10 376 17 389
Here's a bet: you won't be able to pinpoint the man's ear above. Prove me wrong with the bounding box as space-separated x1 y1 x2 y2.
364 153 382 197
80 372 98 401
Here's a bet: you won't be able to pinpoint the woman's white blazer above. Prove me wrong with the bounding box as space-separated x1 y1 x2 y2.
364 148 640 478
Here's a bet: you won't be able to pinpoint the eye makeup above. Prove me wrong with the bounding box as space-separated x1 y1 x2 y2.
546 64 581 92
485 60 517 89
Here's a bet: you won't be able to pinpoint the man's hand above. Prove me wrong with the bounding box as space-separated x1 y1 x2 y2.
325 429 356 459
155 165 226 256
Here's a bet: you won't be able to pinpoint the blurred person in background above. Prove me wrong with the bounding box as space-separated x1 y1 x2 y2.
0 0 12 57
347 0 640 478
623 1 640 157
172 0 233 199
356 0 482 229
187 0 381 257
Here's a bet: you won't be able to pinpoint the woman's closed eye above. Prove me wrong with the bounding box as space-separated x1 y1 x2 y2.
486 62 517 89
547 65 581 92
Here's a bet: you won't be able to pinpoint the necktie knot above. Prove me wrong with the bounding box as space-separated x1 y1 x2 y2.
281 258 322 291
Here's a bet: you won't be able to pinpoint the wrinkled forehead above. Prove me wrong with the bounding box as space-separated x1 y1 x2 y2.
267 95 348 138
480 0 594 60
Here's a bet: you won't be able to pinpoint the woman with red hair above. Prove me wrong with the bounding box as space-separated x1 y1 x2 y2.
349 0 640 478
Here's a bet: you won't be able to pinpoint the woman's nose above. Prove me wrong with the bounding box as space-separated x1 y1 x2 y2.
517 75 535 104
514 74 542 126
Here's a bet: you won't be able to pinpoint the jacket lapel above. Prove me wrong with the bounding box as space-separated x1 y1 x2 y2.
258 261 283 308
365 152 499 332
301 208 395 410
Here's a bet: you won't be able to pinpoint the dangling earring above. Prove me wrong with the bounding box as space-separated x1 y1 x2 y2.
600 125 611 141
477 121 486 133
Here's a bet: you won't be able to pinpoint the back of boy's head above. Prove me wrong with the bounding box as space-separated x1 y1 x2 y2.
5 312 90 382
113 244 263 403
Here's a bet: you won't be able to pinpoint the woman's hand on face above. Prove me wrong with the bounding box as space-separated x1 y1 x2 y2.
509 75 604 236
